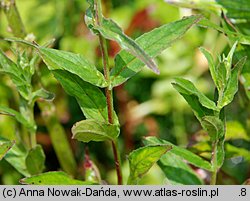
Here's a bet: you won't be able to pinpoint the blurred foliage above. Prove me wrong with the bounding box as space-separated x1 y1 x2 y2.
0 0 250 184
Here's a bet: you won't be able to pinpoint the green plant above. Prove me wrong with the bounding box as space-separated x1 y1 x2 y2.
172 43 246 184
0 0 201 185
1 0 249 185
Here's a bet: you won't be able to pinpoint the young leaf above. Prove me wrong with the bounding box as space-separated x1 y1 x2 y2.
201 116 225 141
127 145 172 185
20 171 94 185
218 57 246 108
172 77 218 111
25 145 45 175
158 152 203 185
199 47 219 88
110 15 202 87
52 70 119 124
72 119 120 142
0 105 35 131
0 50 30 100
0 140 15 160
38 47 107 88
143 136 213 171
85 0 159 74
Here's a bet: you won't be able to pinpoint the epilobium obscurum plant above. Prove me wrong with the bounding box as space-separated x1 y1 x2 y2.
0 0 201 184
1 0 247 185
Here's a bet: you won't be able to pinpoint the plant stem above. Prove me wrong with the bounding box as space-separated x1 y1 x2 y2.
1 0 26 38
210 140 218 185
3 0 77 175
98 34 123 185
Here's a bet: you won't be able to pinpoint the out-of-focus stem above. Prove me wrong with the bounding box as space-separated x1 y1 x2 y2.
1 0 26 38
38 101 77 176
2 0 77 176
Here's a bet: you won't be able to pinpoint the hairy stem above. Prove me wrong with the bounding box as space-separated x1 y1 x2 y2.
98 31 123 185
210 140 218 185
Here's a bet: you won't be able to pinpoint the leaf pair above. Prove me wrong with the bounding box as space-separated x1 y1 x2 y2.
200 44 246 109
2 141 45 177
127 144 172 185
172 77 223 140
143 137 212 185
128 136 212 185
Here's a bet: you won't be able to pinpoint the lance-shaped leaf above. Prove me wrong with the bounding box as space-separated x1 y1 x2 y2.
201 116 225 141
0 105 35 131
198 19 250 45
0 140 15 160
25 145 45 175
3 142 30 177
217 0 250 21
72 119 119 142
52 70 119 124
110 15 202 87
4 37 107 88
85 0 159 74
144 136 213 171
0 50 30 100
157 152 203 185
218 57 246 108
127 144 172 185
172 77 218 111
38 47 107 88
200 47 219 88
20 171 94 185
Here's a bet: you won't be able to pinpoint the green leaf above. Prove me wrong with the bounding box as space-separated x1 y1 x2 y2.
31 88 55 104
3 142 30 177
52 70 119 124
127 145 172 184
0 140 15 160
217 0 250 21
172 77 218 111
218 57 246 108
20 171 94 185
37 47 107 88
0 50 30 100
198 19 250 45
85 0 159 74
144 137 213 171
158 152 203 185
200 47 219 88
0 105 35 131
25 145 45 175
72 119 119 142
216 139 225 169
110 15 202 87
201 116 225 141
